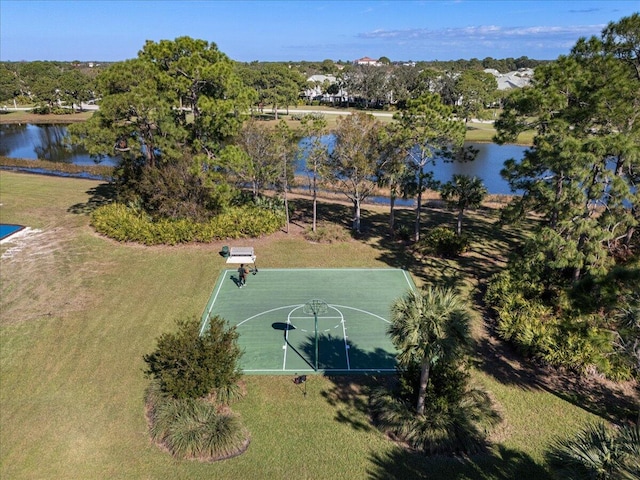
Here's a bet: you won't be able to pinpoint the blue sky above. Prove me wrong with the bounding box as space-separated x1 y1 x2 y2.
1 1 638 62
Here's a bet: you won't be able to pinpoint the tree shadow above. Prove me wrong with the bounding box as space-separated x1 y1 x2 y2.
293 334 398 432
367 444 552 480
67 182 117 214
290 197 534 287
298 333 397 374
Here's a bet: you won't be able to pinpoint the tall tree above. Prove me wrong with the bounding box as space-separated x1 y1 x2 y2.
253 63 306 119
389 287 472 415
377 122 414 232
440 174 488 235
69 37 254 216
272 120 298 233
221 119 282 197
299 116 329 232
393 93 466 241
58 68 93 111
342 65 390 108
327 112 383 233
454 69 498 122
495 14 640 282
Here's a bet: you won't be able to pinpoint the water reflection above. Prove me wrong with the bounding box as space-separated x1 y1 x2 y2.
297 134 528 195
0 124 117 166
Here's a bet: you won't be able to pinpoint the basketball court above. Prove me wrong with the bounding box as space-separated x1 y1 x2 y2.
199 268 416 374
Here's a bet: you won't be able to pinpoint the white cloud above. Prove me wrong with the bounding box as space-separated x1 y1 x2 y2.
359 23 607 43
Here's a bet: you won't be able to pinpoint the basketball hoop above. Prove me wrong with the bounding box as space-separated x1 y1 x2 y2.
303 299 328 371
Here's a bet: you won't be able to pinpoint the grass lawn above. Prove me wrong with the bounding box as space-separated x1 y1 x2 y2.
0 171 611 479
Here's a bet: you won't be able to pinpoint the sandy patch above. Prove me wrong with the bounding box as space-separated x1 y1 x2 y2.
1 227 44 258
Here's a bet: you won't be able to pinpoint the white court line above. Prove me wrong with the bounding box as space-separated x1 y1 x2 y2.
199 270 231 336
237 304 304 327
329 304 391 323
402 269 416 290
338 309 351 370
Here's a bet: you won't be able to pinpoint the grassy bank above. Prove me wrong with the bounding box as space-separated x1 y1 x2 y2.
0 107 534 144
0 171 605 479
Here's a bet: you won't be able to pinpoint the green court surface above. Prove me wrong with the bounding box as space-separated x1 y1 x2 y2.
200 268 416 374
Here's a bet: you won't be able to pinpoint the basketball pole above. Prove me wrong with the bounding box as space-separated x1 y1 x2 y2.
314 312 318 372
303 299 327 373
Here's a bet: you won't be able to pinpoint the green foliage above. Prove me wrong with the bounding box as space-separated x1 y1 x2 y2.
417 226 470 258
371 360 501 455
453 69 498 122
440 174 488 235
494 14 639 283
389 287 473 416
546 422 640 480
132 157 234 221
392 92 467 241
485 267 635 380
328 111 383 232
90 202 284 245
145 381 249 461
143 316 242 400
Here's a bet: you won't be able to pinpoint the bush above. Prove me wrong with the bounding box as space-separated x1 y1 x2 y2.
546 422 640 480
145 381 250 461
485 270 631 379
416 226 470 258
91 202 285 245
143 316 243 400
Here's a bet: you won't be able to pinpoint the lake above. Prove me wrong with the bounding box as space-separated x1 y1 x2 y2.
0 124 529 195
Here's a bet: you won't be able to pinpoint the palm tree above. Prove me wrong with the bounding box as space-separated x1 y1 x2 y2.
389 287 472 415
440 174 488 236
546 422 640 480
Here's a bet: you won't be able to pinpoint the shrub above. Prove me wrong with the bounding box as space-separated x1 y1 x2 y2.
417 226 470 258
485 271 631 379
370 360 500 456
145 381 250 461
91 203 285 245
143 316 243 400
546 422 640 480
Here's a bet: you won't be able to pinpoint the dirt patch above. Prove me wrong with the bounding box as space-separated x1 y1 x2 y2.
0 226 108 326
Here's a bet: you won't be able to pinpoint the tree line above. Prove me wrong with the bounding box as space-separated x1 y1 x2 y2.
2 54 524 121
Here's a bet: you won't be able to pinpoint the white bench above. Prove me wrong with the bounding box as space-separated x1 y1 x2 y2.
225 246 256 264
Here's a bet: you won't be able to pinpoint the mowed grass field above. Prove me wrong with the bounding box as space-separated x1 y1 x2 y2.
0 171 602 479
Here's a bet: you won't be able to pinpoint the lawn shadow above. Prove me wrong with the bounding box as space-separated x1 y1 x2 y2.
68 182 116 214
367 443 552 480
321 374 395 433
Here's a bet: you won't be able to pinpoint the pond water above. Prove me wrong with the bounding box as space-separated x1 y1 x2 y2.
0 124 529 195
0 124 118 166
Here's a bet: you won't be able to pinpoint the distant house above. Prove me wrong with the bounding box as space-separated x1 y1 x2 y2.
302 74 348 104
354 56 382 67
484 68 534 90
